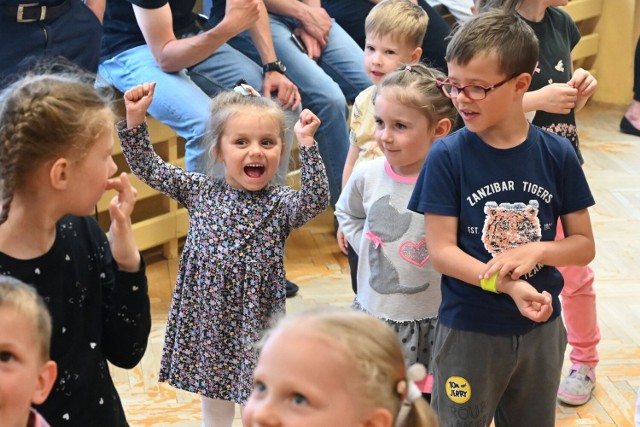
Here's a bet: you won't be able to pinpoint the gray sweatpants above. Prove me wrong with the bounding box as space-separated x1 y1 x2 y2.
431 317 567 427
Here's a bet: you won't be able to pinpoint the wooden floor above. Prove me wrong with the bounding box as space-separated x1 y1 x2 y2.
111 103 640 426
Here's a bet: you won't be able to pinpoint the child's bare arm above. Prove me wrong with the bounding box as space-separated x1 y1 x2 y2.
426 213 553 322
425 213 487 285
123 82 156 129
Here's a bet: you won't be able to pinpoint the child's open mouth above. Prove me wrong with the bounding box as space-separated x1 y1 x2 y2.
244 164 265 178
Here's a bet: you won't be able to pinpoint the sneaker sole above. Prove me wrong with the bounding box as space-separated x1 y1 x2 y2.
557 389 593 406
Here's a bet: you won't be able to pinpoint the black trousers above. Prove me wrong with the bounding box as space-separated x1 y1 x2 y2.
0 0 102 86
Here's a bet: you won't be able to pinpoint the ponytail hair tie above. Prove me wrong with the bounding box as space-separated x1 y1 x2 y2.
394 363 427 427
233 79 260 97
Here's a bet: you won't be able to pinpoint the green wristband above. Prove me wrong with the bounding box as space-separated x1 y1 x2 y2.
480 272 499 293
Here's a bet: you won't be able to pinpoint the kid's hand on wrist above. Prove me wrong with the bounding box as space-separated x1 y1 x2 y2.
479 244 541 284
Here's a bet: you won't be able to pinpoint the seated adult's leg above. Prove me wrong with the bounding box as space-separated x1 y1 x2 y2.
99 45 211 172
313 19 371 102
321 0 372 49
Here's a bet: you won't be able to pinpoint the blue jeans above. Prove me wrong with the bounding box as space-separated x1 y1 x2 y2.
199 14 371 206
99 43 293 182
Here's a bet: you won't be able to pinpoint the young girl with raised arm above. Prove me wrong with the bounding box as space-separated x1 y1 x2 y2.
120 82 329 426
0 73 151 426
479 0 600 406
335 63 458 397
243 307 439 427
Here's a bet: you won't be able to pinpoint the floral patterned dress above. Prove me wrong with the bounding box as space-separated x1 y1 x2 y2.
118 123 329 403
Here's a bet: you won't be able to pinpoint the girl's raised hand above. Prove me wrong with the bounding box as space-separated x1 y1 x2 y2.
106 172 141 273
124 82 156 129
294 108 321 147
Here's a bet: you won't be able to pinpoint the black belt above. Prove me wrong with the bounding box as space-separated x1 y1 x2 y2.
2 0 71 23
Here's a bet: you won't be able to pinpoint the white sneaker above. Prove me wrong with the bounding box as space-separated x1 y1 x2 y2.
557 363 596 406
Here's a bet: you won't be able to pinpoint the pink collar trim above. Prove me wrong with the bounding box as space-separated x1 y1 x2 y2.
384 160 418 184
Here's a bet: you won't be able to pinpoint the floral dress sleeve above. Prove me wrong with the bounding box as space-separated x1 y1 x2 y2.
117 122 209 208
280 143 330 229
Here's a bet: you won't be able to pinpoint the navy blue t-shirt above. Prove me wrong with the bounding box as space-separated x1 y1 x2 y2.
101 0 199 61
408 125 594 335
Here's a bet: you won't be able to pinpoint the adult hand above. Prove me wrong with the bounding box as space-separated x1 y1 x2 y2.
106 173 141 273
299 5 331 48
262 72 301 110
293 27 323 61
222 0 261 34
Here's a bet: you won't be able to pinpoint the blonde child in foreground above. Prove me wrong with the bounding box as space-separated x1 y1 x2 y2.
0 72 151 426
335 63 457 398
0 276 57 427
120 82 329 426
408 9 595 426
338 0 429 293
243 307 439 427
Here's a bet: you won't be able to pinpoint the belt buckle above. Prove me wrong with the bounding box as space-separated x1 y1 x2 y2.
17 3 45 22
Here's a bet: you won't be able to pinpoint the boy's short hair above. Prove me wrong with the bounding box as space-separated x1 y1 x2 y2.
445 9 539 77
365 0 429 49
0 275 52 362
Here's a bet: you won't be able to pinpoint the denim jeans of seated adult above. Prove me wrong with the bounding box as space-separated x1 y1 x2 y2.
99 43 292 184
197 14 371 206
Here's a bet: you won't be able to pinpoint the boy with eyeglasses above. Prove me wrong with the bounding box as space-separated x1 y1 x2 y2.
408 9 596 427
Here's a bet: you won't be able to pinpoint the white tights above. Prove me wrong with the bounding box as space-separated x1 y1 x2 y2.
201 397 235 427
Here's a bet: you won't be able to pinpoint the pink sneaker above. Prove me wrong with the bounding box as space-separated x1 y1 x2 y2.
557 363 596 405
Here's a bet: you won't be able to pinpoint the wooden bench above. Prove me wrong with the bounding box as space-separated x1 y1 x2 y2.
561 0 603 75
97 100 189 259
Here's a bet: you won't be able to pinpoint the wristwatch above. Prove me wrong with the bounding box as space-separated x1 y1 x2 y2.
262 59 287 75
